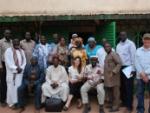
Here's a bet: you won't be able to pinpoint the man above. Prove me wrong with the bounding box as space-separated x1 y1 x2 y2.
42 55 69 103
20 32 35 64
102 38 115 52
49 33 59 64
18 57 45 113
4 39 26 108
104 42 122 112
116 31 136 112
33 36 52 70
81 56 105 113
135 33 150 113
0 29 12 106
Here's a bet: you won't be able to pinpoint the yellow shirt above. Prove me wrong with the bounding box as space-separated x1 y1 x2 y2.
71 48 87 66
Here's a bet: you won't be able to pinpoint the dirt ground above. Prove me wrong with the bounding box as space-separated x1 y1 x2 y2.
0 97 149 113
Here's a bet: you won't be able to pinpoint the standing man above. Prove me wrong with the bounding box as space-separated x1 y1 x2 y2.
0 29 12 106
5 39 26 108
20 32 35 64
104 42 122 112
49 33 59 63
116 31 136 113
81 56 105 113
135 33 150 113
33 36 52 70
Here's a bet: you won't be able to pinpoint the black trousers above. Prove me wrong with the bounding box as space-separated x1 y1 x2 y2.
0 62 7 103
120 66 134 111
69 82 83 99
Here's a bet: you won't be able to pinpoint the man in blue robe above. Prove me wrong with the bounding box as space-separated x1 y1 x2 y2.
17 57 45 113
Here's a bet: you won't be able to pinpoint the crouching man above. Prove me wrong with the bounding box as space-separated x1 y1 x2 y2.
17 57 45 113
81 56 105 113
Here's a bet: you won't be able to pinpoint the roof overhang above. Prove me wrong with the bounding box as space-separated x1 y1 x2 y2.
0 0 150 22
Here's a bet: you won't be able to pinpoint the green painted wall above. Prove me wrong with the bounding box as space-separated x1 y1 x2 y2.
95 22 116 47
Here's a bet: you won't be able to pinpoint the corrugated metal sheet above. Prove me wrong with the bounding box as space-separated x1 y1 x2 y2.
0 0 150 17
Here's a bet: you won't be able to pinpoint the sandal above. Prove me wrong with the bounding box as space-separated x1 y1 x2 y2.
77 99 83 109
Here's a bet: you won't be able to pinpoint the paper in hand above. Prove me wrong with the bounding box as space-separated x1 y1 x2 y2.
122 66 133 79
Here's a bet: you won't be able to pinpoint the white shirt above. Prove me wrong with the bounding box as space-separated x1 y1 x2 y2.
68 66 84 80
46 65 68 85
96 47 107 68
116 39 136 66
5 48 26 74
135 47 150 79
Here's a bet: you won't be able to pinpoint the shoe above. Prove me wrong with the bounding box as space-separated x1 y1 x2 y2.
120 103 126 107
105 104 111 108
1 102 7 107
34 109 40 113
125 109 132 113
63 106 69 111
16 107 25 113
82 104 91 113
11 105 18 110
109 108 119 112
99 105 105 113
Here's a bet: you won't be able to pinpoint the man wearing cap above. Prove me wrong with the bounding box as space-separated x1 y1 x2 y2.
135 33 150 113
17 57 45 113
81 56 105 113
116 31 136 113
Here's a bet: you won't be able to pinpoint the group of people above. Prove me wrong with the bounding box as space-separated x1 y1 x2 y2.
0 29 150 113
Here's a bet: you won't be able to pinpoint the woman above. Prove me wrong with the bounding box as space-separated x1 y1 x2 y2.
70 37 87 66
57 36 68 67
63 57 85 111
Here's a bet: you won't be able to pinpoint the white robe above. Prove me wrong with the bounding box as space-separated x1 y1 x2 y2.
42 65 69 102
4 48 26 107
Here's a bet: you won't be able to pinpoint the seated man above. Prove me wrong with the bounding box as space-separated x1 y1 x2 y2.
81 56 105 113
42 55 69 103
17 57 45 113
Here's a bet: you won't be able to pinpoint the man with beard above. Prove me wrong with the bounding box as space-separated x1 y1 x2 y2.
5 39 26 108
20 32 35 64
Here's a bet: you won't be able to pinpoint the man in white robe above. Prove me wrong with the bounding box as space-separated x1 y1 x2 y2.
42 55 69 102
4 39 26 108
